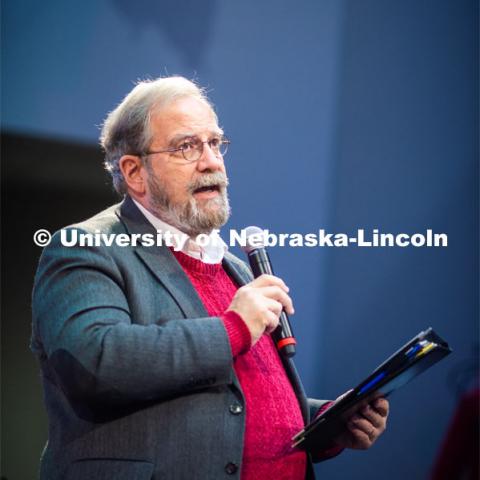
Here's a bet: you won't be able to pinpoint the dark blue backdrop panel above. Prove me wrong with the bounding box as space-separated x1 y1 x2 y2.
317 1 478 479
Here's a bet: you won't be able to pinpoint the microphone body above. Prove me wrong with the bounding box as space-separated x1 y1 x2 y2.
244 238 296 358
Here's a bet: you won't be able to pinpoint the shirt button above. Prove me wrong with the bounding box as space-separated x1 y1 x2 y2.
229 404 243 415
225 462 238 475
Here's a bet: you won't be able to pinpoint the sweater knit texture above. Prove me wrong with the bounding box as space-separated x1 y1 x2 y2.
172 250 306 480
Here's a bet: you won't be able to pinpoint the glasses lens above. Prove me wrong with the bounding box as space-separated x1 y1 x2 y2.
182 140 202 162
181 138 230 162
219 139 229 157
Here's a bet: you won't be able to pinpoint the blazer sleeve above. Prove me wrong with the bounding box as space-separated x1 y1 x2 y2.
306 398 345 462
31 229 235 410
308 398 332 420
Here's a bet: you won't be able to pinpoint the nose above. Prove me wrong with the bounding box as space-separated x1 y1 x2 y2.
196 142 224 172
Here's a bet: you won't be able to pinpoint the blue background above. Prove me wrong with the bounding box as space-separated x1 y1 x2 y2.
2 1 478 479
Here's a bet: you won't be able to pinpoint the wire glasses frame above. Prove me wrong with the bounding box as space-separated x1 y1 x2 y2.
142 136 230 163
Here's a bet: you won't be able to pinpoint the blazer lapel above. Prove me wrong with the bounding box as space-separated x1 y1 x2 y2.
116 197 208 319
222 252 253 287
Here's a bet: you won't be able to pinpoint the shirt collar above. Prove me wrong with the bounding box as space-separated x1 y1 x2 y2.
132 198 228 264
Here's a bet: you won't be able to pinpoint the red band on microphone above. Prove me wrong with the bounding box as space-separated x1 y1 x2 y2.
277 337 297 349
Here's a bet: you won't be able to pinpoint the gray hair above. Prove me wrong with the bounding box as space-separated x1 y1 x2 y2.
100 76 215 195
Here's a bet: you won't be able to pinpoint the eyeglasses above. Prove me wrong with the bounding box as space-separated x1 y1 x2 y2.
142 136 230 163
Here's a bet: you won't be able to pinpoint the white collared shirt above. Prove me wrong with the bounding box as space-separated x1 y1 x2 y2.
132 199 228 264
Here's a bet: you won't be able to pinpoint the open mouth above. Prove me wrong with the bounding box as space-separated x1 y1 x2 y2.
193 184 220 194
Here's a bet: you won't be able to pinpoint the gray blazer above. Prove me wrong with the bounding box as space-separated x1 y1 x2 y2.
31 196 330 480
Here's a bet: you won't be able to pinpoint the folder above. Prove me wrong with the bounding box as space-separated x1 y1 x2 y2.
292 327 452 450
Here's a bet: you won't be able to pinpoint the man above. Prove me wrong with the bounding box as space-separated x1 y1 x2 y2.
31 76 388 479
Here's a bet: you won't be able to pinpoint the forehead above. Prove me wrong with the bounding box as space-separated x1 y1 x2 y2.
150 96 220 141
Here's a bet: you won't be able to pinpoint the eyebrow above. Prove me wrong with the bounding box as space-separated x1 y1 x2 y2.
168 130 224 147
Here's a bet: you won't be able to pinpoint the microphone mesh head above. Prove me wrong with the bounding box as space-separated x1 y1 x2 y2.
241 226 264 253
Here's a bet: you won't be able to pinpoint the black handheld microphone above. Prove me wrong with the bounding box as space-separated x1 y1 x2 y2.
241 226 296 358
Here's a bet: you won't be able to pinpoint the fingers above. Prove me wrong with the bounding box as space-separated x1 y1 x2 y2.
346 424 372 450
336 398 389 451
372 398 389 417
346 398 389 449
347 415 377 449
257 285 294 315
359 404 385 430
250 274 289 292
226 274 293 346
348 414 376 438
263 308 281 333
261 297 282 317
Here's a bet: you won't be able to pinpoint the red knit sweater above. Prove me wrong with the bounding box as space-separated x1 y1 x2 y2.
173 251 307 480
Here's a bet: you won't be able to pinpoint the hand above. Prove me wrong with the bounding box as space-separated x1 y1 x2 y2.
226 274 294 346
335 397 389 450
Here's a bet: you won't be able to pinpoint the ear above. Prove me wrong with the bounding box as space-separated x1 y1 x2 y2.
119 155 147 195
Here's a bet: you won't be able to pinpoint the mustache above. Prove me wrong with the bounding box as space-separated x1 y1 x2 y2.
188 172 229 193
